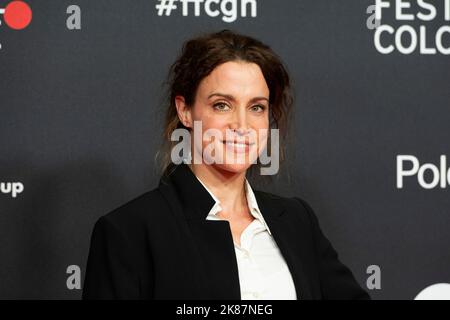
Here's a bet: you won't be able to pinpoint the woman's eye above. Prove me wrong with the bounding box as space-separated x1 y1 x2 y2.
250 105 265 112
213 103 230 111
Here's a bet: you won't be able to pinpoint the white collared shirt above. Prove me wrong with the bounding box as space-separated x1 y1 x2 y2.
195 176 298 300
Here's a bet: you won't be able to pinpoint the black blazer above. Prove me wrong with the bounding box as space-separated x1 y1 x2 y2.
82 163 370 300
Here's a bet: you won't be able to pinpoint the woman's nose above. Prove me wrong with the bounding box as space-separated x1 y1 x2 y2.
230 108 250 135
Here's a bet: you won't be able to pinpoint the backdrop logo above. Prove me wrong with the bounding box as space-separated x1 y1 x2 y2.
366 0 450 55
0 182 24 198
155 0 257 23
0 0 32 50
415 283 450 299
396 155 450 189
0 1 32 29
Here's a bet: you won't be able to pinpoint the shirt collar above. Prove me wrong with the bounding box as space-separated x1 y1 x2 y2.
195 175 272 235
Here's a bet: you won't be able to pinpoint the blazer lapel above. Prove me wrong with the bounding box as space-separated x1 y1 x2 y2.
186 218 241 299
159 164 241 299
254 190 316 300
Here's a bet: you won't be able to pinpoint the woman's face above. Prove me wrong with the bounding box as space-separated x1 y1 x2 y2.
176 61 270 175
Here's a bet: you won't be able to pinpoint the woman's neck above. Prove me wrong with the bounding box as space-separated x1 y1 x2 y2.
188 163 248 218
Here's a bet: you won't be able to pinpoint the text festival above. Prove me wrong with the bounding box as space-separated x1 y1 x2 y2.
371 0 450 55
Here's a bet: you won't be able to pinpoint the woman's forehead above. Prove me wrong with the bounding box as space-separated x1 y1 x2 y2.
198 61 269 99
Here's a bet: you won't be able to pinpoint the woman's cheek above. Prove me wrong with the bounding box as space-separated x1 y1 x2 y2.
257 129 269 154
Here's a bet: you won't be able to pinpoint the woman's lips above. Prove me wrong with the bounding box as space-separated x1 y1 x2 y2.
222 140 255 153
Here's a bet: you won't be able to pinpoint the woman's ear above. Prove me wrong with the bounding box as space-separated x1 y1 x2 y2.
175 95 193 128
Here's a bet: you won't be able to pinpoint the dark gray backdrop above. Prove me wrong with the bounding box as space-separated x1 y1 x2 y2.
1 0 449 299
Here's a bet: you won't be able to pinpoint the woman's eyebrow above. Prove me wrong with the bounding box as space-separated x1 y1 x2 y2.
207 92 269 103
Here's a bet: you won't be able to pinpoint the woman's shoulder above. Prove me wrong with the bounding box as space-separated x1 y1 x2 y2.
93 187 167 234
253 189 317 222
253 188 312 208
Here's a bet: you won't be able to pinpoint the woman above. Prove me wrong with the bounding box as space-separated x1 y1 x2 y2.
82 30 370 300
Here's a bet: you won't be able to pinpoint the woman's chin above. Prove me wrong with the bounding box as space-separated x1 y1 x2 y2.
212 163 252 175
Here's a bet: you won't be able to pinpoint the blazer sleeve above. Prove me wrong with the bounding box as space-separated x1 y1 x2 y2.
295 197 371 300
82 216 143 299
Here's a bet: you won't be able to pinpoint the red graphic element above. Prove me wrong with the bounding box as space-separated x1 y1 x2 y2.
4 1 32 30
